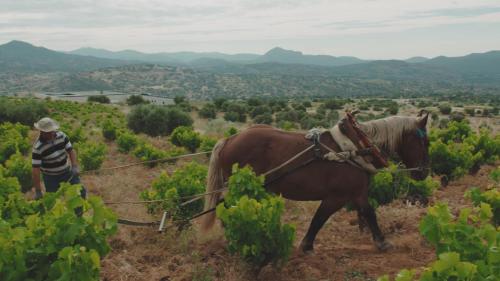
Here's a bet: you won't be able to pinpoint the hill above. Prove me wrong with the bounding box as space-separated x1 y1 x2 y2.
405 56 429 63
0 41 130 73
70 48 259 64
257 47 366 66
423 51 500 85
2 40 500 96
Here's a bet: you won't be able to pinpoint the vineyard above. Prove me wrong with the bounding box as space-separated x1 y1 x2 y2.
0 96 499 280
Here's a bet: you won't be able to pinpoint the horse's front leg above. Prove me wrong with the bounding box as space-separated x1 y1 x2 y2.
300 196 345 253
355 198 392 251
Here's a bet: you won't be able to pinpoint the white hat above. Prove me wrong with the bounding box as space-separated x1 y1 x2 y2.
34 117 60 132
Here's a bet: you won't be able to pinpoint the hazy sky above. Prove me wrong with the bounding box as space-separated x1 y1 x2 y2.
1 0 500 59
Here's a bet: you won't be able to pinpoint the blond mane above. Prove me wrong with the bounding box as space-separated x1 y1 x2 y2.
358 116 420 155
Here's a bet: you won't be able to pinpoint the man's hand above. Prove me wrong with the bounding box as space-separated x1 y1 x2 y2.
71 165 80 176
34 188 43 200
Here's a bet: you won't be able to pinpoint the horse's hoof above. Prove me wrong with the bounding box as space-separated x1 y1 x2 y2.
375 240 393 252
299 242 314 254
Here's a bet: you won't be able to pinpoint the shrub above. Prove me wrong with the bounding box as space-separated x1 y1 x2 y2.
450 111 466 122
250 106 272 118
275 109 304 124
464 108 475 116
299 115 328 129
78 142 107 171
224 127 238 137
254 113 273 125
126 95 148 106
128 105 193 136
4 153 32 193
216 165 295 267
132 143 167 167
60 123 87 145
367 165 438 208
101 119 118 141
438 104 452 114
198 103 217 119
419 203 498 279
87 95 110 104
380 201 499 281
0 98 48 126
0 183 117 280
200 137 217 152
386 104 399 115
278 121 297 131
323 99 345 110
224 103 247 122
467 188 499 225
0 123 30 164
169 126 202 153
116 131 140 153
429 140 478 180
140 162 207 222
430 120 472 143
213 98 227 110
466 130 500 166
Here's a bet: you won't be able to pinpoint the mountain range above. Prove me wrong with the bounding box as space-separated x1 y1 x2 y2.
69 46 367 67
1 40 500 95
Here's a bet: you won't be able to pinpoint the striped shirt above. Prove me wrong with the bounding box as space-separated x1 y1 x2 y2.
32 131 73 175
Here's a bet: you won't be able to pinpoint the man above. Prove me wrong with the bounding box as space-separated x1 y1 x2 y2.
32 117 86 201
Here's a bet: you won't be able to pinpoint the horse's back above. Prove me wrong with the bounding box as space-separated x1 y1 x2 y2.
220 126 309 175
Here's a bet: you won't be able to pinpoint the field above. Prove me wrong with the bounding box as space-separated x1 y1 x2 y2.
95 163 497 281
1 95 499 281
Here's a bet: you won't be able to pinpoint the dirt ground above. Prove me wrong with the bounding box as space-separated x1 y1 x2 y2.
80 140 498 281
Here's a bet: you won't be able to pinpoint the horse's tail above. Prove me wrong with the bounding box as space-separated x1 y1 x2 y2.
201 138 227 231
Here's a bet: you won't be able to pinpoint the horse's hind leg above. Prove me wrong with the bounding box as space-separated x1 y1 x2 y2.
354 197 392 251
300 197 345 253
357 210 368 232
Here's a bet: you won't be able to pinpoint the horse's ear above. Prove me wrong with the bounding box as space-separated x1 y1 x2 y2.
417 112 429 128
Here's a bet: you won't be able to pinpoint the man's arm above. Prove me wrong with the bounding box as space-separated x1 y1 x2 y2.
32 146 43 199
68 149 78 167
63 133 79 175
68 148 80 176
32 167 41 191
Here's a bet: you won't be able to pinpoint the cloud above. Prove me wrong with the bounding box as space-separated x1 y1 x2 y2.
0 0 499 58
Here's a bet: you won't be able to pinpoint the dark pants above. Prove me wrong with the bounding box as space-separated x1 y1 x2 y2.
43 169 87 215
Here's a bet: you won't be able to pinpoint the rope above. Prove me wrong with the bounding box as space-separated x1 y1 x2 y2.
104 187 227 205
81 151 212 174
262 144 316 177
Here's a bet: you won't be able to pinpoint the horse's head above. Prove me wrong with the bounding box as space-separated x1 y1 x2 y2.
399 112 430 180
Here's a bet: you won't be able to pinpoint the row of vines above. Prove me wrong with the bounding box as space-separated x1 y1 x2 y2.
1 96 499 279
0 115 117 280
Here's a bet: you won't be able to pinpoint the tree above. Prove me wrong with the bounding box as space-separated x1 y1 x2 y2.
198 103 217 119
126 95 148 106
254 113 273 125
439 104 452 115
0 98 48 126
87 95 110 104
127 105 193 136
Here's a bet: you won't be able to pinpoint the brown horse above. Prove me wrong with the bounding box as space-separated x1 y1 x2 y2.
202 113 429 252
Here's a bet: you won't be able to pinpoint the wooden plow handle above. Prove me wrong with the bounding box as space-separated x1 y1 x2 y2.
345 111 389 167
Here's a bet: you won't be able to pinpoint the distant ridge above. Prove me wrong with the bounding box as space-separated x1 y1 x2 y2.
0 40 128 72
1 40 500 89
70 47 259 65
405 56 429 63
70 46 367 67
257 47 367 66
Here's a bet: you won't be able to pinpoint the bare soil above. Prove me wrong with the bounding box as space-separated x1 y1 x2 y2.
84 141 498 281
